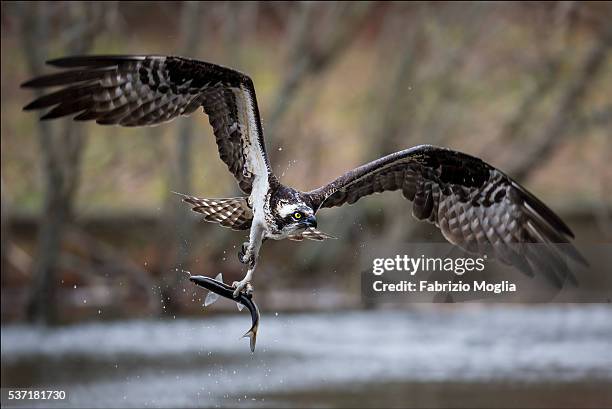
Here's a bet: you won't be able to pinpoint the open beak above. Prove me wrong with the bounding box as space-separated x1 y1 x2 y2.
302 215 317 229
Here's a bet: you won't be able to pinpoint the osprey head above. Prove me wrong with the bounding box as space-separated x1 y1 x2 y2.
271 187 317 235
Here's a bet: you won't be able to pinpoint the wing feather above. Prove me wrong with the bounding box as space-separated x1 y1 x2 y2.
307 145 587 287
22 55 271 194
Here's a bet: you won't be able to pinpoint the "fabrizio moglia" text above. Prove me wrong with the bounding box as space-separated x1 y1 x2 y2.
373 280 517 294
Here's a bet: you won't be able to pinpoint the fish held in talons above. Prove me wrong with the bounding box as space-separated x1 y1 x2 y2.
189 274 260 352
203 273 223 307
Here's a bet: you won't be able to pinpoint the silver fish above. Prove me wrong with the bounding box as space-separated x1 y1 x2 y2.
190 274 260 352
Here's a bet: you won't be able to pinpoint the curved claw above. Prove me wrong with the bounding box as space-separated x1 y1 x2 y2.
238 243 256 268
232 280 253 298
238 243 247 263
247 257 255 268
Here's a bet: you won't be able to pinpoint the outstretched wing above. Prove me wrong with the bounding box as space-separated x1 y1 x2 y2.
306 145 587 287
22 55 271 194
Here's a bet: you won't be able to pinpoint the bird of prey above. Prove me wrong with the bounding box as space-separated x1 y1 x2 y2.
22 55 586 296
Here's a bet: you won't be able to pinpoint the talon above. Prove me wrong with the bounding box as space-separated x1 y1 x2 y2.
238 242 249 264
232 280 250 298
247 255 255 269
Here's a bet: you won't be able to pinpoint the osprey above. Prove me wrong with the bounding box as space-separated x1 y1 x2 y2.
23 55 586 296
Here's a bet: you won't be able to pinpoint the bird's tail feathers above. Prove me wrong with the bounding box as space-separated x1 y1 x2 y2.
173 192 253 231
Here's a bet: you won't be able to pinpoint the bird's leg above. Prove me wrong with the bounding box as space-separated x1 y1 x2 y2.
233 248 257 297
232 266 255 297
233 225 264 297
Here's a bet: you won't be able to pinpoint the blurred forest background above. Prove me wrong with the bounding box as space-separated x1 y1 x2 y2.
1 1 611 324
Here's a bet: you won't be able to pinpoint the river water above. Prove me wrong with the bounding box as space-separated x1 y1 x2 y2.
2 305 612 408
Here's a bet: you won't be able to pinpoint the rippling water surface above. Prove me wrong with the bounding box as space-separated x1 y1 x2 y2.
2 305 612 408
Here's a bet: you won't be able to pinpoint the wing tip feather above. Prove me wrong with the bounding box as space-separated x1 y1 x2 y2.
514 181 575 239
46 55 147 68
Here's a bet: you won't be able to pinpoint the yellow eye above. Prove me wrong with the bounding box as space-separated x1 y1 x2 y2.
294 212 302 219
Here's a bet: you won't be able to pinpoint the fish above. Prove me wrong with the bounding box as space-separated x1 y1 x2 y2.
189 274 260 352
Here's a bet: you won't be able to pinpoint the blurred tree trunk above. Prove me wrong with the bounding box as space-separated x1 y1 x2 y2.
173 1 202 266
0 180 8 282
221 2 259 66
19 2 99 324
158 1 203 313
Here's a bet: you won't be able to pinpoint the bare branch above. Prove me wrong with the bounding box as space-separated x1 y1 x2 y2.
266 2 372 139
507 27 612 182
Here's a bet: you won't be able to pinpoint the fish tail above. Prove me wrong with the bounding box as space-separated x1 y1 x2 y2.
242 325 258 352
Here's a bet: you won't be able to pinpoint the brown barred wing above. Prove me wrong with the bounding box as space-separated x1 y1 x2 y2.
307 145 587 287
22 55 271 194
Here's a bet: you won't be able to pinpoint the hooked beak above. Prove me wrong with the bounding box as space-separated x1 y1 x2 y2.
301 215 317 229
